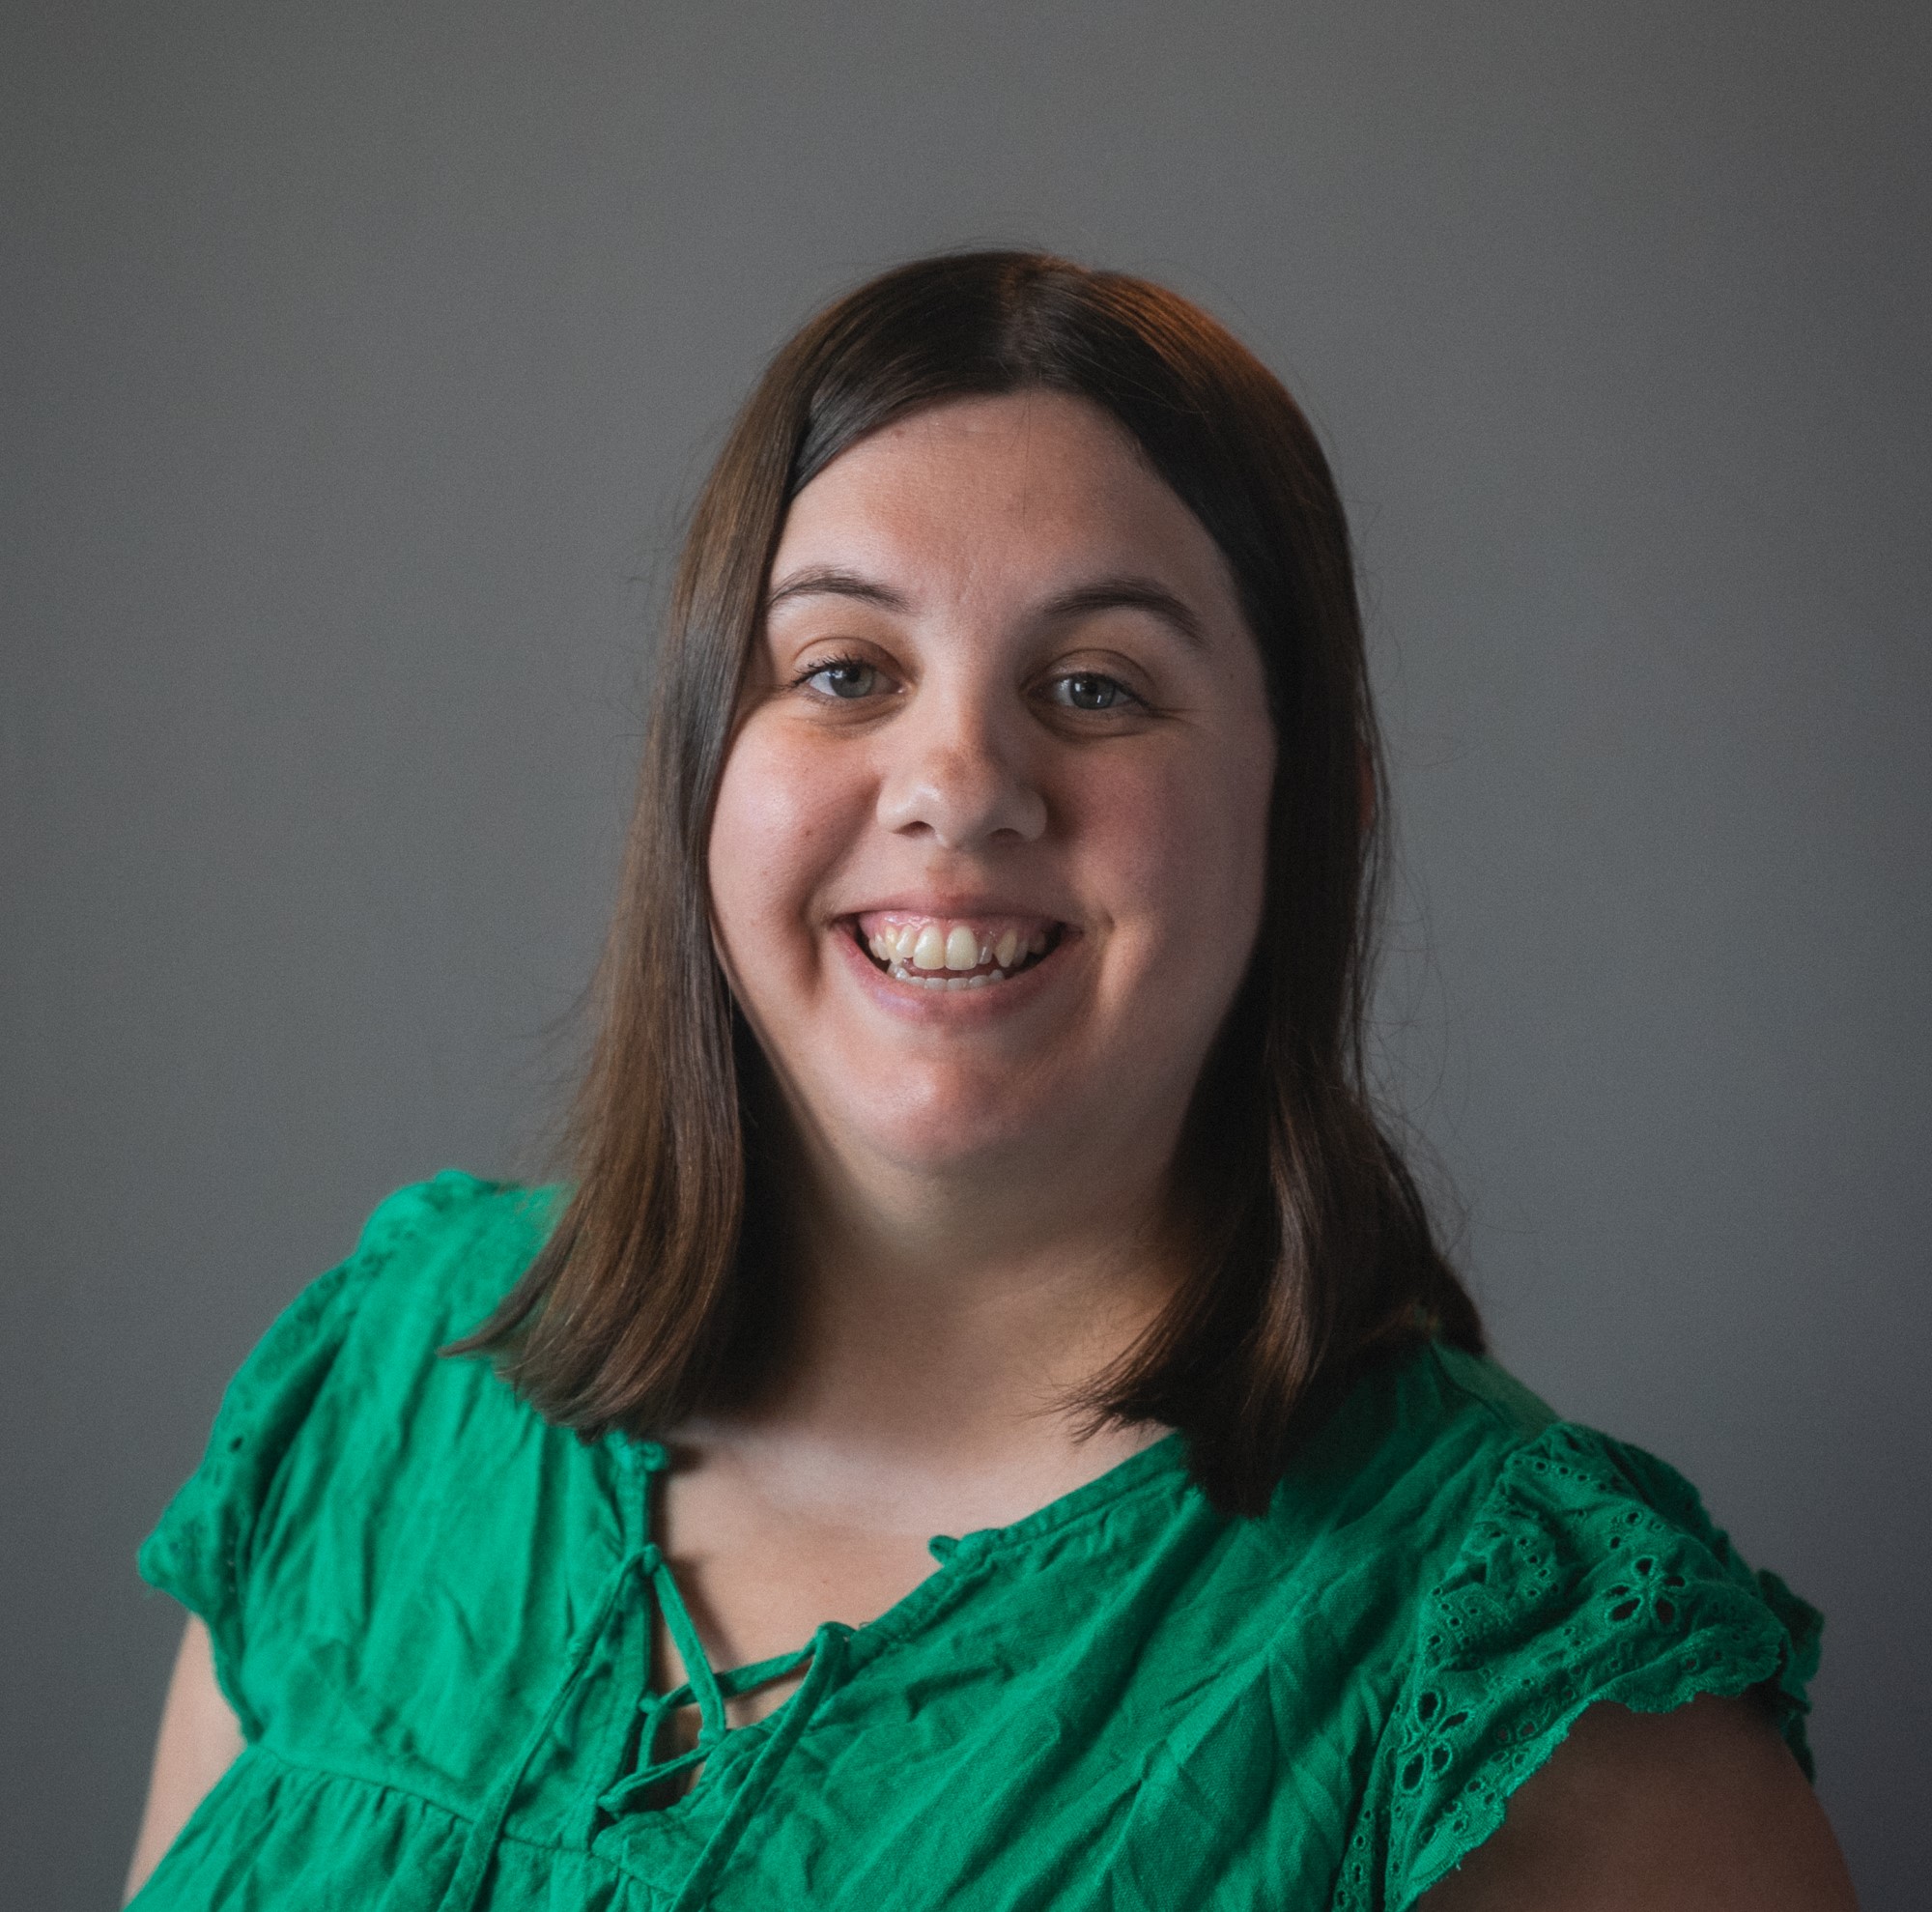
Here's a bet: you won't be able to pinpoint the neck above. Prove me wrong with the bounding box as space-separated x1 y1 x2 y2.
690 1121 1185 1531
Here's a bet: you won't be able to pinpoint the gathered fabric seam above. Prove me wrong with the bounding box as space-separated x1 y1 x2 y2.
209 1742 697 1890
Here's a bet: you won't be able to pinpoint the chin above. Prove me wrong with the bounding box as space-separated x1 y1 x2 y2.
835 1077 1063 1176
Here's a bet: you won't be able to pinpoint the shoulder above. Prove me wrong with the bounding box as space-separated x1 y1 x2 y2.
349 1171 557 1364
1261 1339 1561 1555
1217 1342 1566 1656
185 1172 554 1453
138 1173 570 1717
332 1169 561 1342
1414 1693 1856 1911
219 1168 564 1484
1293 1343 1827 1912
1271 1342 1818 1692
138 1173 628 1789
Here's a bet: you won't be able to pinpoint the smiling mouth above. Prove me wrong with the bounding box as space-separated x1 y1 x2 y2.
851 912 1064 991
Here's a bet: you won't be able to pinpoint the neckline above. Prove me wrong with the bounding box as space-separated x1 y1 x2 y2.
595 1427 1200 1822
924 1425 1191 1559
625 1422 1191 1555
618 1423 1194 1666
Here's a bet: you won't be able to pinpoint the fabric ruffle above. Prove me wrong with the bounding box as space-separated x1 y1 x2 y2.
1336 1420 1821 1910
135 1177 493 1736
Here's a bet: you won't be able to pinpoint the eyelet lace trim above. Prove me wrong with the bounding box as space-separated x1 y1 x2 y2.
1331 1421 1821 1912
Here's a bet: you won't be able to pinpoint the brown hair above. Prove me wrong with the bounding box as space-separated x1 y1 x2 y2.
456 250 1482 1515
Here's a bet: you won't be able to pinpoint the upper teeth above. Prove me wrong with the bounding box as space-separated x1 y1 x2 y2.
862 919 1052 975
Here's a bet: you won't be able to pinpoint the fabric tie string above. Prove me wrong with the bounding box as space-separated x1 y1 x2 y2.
436 1541 652 1912
437 1441 817 1910
598 1642 817 1815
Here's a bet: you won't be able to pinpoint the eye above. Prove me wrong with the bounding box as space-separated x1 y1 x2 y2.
1046 671 1138 712
800 657 885 700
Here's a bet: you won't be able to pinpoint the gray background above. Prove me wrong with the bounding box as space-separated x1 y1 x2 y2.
4 1 1926 1902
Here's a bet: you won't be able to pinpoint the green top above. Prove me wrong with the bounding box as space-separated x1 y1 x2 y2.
134 1173 1820 1912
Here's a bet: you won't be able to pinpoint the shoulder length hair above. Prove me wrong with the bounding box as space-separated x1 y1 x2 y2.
457 249 1482 1515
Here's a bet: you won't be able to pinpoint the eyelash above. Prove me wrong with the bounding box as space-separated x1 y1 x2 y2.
788 654 1149 713
788 652 877 695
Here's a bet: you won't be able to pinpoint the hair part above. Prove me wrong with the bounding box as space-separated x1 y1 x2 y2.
454 250 1482 1516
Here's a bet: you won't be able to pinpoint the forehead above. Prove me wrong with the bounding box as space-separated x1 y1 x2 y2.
772 391 1233 600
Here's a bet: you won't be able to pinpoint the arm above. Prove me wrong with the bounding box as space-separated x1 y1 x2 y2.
1415 1693 1856 1911
124 1616 244 1903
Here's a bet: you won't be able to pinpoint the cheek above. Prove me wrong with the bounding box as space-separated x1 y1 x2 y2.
1078 736 1273 956
707 727 865 955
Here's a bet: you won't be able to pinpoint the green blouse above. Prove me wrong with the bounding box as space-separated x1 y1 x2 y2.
134 1173 1820 1912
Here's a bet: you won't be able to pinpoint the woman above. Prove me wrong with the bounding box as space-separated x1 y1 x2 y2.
126 251 1855 1909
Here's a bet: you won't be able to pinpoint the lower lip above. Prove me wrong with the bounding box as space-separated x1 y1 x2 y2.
832 926 1072 1020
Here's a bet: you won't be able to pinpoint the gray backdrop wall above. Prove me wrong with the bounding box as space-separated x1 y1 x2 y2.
5 2 1926 1903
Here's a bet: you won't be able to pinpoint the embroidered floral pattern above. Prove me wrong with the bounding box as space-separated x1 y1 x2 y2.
1331 1422 1820 1912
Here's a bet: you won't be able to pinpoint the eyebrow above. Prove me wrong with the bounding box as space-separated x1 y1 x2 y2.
765 567 1207 649
1037 576 1207 650
765 567 911 614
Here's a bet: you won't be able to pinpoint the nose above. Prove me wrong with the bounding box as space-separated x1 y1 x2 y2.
874 690 1047 850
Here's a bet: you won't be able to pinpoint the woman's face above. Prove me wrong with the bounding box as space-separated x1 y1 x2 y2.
707 391 1276 1201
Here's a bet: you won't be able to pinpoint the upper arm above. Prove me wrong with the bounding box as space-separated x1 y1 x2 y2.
1413 1693 1856 1912
124 1616 244 1904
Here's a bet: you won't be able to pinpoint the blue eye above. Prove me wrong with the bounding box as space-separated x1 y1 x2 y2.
806 660 881 699
1051 672 1131 711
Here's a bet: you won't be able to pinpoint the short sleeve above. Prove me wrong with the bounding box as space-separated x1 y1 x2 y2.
1360 1421 1822 1911
135 1182 455 1737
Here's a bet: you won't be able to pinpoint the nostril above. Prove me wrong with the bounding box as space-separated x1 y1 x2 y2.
877 759 1048 849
